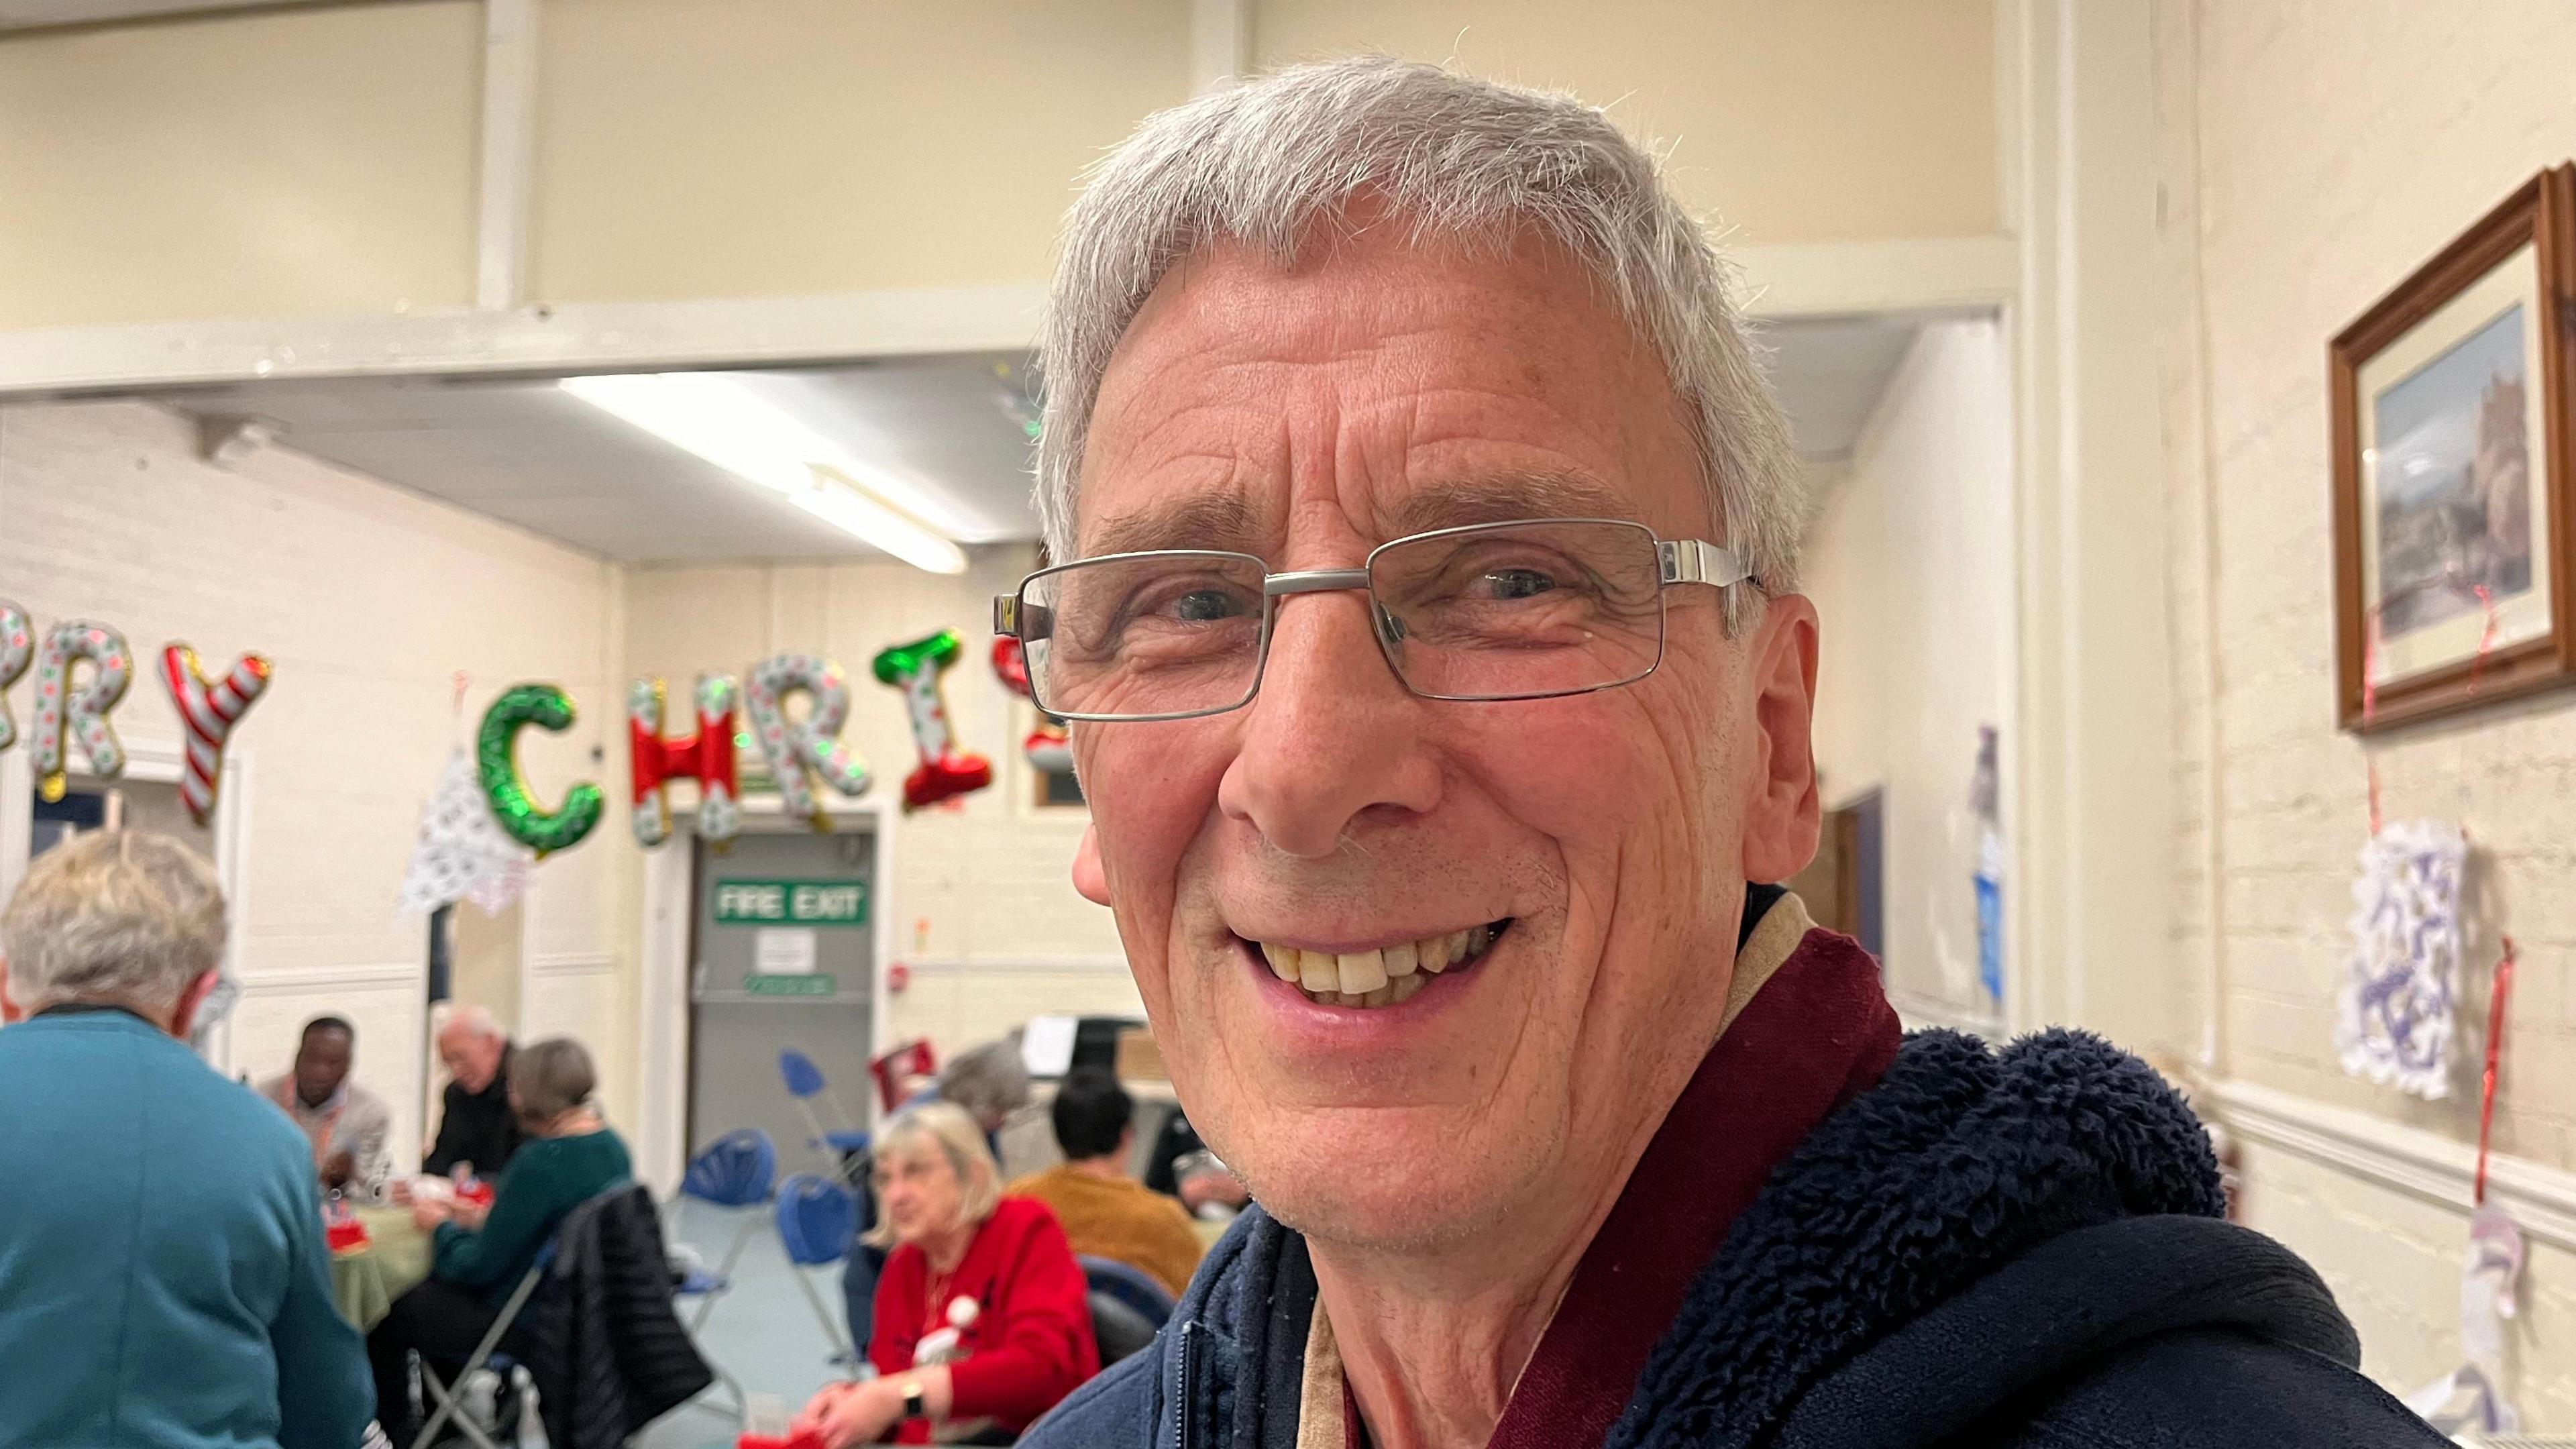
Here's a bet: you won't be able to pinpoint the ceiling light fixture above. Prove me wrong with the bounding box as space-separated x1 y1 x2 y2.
559 372 968 574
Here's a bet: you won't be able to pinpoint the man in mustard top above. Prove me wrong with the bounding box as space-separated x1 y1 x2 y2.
1009 1067 1205 1298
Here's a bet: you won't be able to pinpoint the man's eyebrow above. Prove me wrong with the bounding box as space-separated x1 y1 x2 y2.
1081 492 1266 558
1383 473 1644 536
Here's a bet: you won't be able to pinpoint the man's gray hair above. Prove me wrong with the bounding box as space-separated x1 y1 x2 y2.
1 830 225 1014
1036 56 1799 634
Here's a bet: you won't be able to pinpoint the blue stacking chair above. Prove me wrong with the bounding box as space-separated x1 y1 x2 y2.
775 1171 861 1365
1079 1256 1177 1328
1079 1256 1177 1368
669 1130 776 1426
780 1049 872 1180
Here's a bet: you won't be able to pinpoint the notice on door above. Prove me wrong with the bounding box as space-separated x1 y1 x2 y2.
753 927 819 976
714 879 870 926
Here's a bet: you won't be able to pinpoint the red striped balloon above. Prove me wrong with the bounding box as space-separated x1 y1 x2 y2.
160 644 271 826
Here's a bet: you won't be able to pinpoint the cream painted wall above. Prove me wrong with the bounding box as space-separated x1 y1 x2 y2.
1253 0 1998 246
0 400 625 1165
0 0 1996 331
1805 319 2013 1025
620 552 1134 1063
0 0 482 330
530 0 1191 302
2161 0 2576 1417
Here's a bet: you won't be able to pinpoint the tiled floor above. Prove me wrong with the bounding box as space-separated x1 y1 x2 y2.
632 1196 858 1449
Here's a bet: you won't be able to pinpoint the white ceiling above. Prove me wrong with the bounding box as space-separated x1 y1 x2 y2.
1764 315 1922 464
162 355 1046 564
154 316 1917 565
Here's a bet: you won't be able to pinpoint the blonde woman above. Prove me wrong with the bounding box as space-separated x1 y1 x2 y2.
798 1102 1099 1446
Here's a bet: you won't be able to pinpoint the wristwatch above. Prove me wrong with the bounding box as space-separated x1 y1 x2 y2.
901 1379 926 1421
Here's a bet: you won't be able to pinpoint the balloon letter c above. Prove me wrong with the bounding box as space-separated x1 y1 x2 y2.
477 683 603 856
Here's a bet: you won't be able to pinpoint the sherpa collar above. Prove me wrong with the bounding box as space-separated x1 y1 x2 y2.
1604 1028 2229 1449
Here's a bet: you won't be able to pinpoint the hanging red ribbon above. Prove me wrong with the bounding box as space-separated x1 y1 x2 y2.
2475 936 2517 1208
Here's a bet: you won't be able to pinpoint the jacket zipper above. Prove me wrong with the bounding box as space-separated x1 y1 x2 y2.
1170 1320 1195 1449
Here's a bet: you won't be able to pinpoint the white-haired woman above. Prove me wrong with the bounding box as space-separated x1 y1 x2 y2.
797 1102 1099 1447
0 830 373 1449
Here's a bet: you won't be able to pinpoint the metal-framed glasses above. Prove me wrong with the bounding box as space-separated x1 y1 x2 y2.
992 517 1752 722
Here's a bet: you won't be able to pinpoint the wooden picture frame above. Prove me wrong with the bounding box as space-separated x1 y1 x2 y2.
2332 164 2576 733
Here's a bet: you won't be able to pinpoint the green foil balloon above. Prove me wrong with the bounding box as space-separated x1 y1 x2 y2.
477 683 604 856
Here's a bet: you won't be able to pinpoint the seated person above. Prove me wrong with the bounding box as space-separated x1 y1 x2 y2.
368 1036 629 1446
799 1102 1098 1448
260 1014 393 1201
422 1005 523 1180
845 1036 1040 1356
1140 1105 1250 1217
1008 1067 1204 1298
0 830 370 1448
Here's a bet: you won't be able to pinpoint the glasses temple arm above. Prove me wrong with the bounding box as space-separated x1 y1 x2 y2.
1658 539 1752 588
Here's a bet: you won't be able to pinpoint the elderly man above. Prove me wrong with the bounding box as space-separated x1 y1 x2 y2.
1006 59 2439 1449
261 1014 394 1201
424 1004 523 1179
0 831 372 1448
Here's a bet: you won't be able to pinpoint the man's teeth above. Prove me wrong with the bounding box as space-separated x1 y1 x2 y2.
1256 925 1501 1006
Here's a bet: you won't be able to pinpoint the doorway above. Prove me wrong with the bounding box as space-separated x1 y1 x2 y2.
684 828 879 1161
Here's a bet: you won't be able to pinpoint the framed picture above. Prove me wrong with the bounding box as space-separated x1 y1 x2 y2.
2332 164 2576 732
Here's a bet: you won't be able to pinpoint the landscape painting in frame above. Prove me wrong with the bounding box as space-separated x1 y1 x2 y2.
2333 166 2576 731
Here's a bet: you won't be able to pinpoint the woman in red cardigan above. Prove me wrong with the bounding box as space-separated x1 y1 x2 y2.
798 1101 1101 1446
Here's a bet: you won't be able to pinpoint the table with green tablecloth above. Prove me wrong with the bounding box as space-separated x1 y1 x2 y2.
330 1205 435 1331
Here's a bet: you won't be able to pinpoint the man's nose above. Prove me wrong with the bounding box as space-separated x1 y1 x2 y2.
1219 589 1441 859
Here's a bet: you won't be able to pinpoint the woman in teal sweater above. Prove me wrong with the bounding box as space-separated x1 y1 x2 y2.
0 830 372 1449
368 1036 630 1443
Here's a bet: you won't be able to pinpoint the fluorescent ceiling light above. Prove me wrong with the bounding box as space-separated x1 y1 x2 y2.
560 372 968 574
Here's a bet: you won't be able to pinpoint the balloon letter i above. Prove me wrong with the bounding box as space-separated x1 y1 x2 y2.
873 629 991 812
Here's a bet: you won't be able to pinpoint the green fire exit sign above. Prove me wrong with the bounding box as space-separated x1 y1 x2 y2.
714 879 869 926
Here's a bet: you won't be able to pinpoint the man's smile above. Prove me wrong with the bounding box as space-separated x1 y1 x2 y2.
1235 920 1514 1008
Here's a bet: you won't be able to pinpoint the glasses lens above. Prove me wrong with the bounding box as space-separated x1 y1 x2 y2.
1021 552 1269 719
1368 520 1666 699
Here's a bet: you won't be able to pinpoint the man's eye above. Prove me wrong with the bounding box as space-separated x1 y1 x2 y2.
1479 568 1560 601
1170 588 1249 622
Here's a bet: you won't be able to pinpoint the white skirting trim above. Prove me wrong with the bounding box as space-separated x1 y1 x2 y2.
529 953 616 977
2207 1076 2576 1252
237 963 421 994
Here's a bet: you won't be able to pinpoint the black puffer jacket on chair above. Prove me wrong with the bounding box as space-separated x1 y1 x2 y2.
522 1182 714 1449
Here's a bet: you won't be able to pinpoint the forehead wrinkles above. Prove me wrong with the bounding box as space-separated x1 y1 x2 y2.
1079 235 1686 558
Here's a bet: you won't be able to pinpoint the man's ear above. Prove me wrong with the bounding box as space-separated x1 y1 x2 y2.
1739 593 1823 885
1073 823 1111 906
165 968 222 1041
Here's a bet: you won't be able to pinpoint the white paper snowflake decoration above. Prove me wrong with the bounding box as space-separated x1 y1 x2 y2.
2335 819 2467 1100
396 747 533 919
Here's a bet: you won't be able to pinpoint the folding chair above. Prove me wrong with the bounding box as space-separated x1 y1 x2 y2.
672 1129 777 1329
667 1130 776 1426
775 1171 861 1366
779 1049 873 1181
412 1255 547 1449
